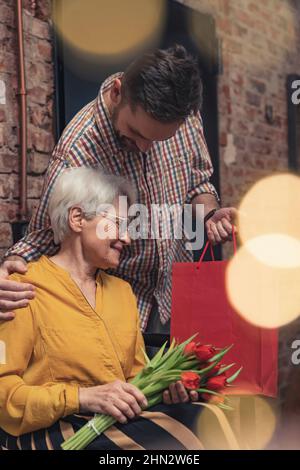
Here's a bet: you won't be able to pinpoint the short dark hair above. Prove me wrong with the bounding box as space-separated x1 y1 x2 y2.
122 45 202 122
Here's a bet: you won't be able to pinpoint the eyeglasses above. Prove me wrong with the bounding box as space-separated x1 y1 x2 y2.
101 212 130 230
83 210 131 236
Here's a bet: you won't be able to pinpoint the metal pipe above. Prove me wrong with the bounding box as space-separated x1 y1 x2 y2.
16 0 28 219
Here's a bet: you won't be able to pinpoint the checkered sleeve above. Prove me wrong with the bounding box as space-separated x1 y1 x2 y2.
4 157 68 262
185 112 219 203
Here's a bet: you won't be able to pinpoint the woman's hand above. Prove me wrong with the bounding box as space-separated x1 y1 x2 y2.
162 381 199 405
79 380 148 424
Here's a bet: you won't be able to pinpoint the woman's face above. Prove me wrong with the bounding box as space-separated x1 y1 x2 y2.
80 202 130 270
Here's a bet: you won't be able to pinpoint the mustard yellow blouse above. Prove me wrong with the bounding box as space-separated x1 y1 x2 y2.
0 255 146 436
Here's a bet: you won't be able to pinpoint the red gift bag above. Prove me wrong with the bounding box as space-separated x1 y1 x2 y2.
170 237 278 397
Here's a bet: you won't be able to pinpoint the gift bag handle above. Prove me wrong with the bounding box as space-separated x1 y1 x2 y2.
198 227 237 264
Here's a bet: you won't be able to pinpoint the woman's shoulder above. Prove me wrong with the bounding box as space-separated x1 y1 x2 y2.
8 256 48 285
99 271 133 293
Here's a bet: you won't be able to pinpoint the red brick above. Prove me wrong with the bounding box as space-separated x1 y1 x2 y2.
248 138 272 155
28 151 50 174
219 131 227 147
26 61 53 84
0 108 5 122
36 0 51 21
250 79 266 94
0 4 14 26
0 173 18 198
31 18 50 40
0 202 18 222
0 222 13 248
246 91 262 107
234 135 246 150
23 0 36 13
0 124 9 147
222 84 230 100
37 40 52 63
235 119 249 136
232 71 244 87
236 10 255 28
255 159 265 169
27 86 50 106
226 39 243 54
248 2 260 13
29 106 52 130
0 152 18 173
29 128 54 153
0 52 16 73
216 17 231 35
27 175 44 198
233 23 248 38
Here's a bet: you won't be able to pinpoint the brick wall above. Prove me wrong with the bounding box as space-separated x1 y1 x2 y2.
179 0 300 206
0 0 53 260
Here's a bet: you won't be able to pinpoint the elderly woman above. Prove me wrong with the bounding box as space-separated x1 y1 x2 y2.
0 168 236 451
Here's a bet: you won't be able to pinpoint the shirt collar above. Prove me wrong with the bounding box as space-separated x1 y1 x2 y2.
94 72 124 156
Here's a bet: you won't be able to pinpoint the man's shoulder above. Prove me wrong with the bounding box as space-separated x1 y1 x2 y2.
55 99 104 158
181 111 203 133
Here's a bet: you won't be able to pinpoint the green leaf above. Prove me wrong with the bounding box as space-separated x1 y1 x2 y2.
218 403 235 411
196 388 224 397
168 337 176 352
198 360 219 375
208 344 233 363
141 346 151 365
227 366 243 384
150 341 168 367
218 363 235 375
177 333 199 352
180 359 199 369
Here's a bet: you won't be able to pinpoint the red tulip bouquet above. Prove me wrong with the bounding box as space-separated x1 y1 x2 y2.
62 335 242 450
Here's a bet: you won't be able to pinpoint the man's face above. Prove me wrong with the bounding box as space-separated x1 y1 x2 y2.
111 100 182 153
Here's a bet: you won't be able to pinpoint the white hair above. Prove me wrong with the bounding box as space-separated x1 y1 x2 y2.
48 167 135 244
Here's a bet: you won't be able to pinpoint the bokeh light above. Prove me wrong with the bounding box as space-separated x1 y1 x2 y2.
195 397 277 450
226 242 300 329
52 0 166 59
245 234 300 268
238 174 300 245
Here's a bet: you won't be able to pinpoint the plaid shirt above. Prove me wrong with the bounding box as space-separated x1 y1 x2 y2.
6 73 218 331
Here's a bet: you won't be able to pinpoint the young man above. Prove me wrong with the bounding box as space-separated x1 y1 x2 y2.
0 45 235 332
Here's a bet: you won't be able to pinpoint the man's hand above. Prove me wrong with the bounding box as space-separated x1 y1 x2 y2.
0 258 35 321
162 381 198 405
206 207 237 245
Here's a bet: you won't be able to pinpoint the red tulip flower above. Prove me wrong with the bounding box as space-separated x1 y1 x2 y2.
183 341 197 356
205 363 221 377
181 371 200 390
194 344 216 363
205 374 227 391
